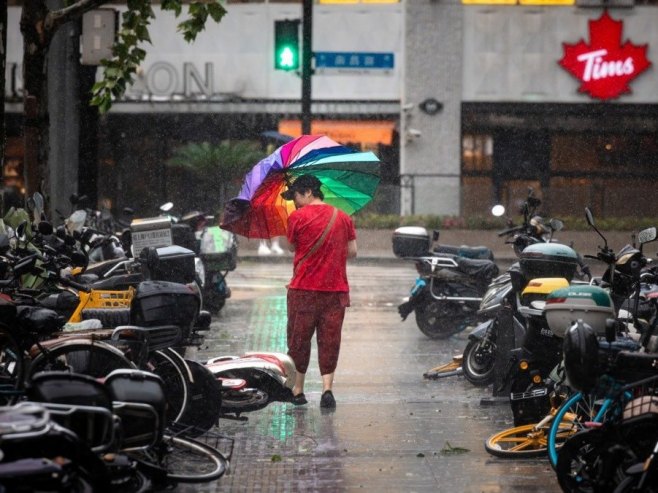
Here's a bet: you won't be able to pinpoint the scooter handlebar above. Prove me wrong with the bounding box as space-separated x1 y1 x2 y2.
58 275 92 293
497 225 525 237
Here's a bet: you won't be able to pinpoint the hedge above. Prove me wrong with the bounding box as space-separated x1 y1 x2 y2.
352 212 655 232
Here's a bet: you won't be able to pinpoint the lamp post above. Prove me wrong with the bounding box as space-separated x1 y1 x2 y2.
301 0 312 135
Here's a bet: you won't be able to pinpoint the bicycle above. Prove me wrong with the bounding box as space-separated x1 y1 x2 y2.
552 373 658 492
484 381 578 458
27 369 230 486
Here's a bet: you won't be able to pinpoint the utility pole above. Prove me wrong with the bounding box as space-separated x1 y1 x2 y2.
301 0 312 134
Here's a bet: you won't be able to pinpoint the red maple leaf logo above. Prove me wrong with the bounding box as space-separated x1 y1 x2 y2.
559 11 651 100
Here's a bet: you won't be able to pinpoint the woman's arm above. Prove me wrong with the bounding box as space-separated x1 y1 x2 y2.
347 239 357 259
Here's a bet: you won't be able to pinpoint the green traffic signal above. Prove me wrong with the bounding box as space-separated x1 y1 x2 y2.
278 46 297 70
274 20 300 71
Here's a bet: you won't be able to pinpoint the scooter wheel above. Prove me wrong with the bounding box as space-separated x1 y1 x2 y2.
462 339 495 387
221 388 269 413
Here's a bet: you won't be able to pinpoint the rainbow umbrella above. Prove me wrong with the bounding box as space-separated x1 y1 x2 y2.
220 135 380 239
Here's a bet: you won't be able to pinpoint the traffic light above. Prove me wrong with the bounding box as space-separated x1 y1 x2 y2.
274 19 300 71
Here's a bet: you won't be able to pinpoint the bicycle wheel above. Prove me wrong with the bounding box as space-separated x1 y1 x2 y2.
548 392 616 469
29 340 135 379
485 423 551 458
131 434 227 484
146 349 189 425
556 427 636 493
0 329 25 405
175 360 223 436
485 420 576 458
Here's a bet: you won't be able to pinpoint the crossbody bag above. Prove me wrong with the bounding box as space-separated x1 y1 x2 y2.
293 206 338 276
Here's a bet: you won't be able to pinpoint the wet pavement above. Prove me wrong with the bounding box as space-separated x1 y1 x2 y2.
180 260 563 492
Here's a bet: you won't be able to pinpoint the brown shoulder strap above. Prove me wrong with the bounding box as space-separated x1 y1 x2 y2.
293 207 338 275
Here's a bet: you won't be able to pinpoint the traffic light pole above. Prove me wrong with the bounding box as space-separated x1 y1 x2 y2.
301 0 312 135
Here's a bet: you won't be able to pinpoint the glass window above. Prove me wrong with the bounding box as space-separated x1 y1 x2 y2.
462 134 493 173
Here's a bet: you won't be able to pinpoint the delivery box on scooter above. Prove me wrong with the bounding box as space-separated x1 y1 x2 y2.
519 243 579 282
130 280 200 328
392 227 430 258
141 245 197 284
543 285 615 338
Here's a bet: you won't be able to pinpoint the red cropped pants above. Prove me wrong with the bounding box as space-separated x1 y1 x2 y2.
286 289 349 375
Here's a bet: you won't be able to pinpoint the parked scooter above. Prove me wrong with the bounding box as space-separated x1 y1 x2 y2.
204 351 296 413
461 219 569 386
395 190 551 340
179 211 237 314
459 189 591 388
394 227 499 339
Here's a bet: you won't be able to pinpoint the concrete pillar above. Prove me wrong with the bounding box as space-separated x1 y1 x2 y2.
402 0 463 216
48 15 80 220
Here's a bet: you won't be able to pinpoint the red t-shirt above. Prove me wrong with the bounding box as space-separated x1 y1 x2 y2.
287 204 356 292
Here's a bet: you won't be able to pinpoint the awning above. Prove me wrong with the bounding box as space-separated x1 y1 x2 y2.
278 119 396 146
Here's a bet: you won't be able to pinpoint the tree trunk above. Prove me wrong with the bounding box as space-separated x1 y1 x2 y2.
20 0 51 198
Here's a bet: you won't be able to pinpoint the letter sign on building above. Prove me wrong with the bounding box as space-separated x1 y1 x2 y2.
558 11 651 100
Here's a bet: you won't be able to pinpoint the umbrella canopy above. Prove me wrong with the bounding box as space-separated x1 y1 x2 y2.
220 135 380 239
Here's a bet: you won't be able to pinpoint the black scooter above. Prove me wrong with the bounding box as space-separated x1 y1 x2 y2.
395 228 499 339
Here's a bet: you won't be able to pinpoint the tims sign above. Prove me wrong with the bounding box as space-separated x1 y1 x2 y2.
559 12 651 100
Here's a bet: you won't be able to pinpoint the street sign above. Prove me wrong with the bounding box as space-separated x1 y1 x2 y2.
315 52 394 70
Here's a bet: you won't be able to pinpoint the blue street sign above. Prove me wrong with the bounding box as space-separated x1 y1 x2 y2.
314 52 394 70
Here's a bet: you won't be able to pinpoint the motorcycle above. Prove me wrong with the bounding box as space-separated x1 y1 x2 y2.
394 226 499 339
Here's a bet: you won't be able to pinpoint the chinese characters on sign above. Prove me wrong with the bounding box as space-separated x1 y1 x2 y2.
559 11 651 100
315 52 394 73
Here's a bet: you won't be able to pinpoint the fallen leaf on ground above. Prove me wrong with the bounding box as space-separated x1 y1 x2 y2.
440 441 470 455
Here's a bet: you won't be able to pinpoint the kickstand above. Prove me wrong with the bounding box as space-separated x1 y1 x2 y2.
219 413 249 422
423 355 463 380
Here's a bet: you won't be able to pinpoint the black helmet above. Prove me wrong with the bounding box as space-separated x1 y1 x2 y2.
562 320 600 393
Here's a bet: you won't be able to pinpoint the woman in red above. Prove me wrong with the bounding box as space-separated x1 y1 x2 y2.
281 175 357 409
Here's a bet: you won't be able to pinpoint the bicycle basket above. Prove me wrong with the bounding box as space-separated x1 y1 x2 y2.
621 374 658 420
84 288 135 309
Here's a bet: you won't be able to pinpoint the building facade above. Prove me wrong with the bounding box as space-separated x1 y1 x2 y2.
4 0 658 219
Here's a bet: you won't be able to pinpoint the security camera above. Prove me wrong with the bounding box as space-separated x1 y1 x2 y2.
402 103 415 112
407 128 422 138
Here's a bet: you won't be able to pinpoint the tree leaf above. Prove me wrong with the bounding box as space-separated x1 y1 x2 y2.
439 441 470 456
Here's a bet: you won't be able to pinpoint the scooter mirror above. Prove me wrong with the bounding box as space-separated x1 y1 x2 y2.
160 202 174 213
638 227 657 245
15 221 27 242
491 205 505 217
585 208 595 227
549 218 564 232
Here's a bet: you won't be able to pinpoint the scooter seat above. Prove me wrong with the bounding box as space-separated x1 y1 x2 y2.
453 257 499 282
433 244 494 261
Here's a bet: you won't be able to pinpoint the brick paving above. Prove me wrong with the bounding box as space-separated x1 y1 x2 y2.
177 262 566 492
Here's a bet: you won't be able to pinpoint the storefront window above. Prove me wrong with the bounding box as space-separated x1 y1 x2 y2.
462 134 493 174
